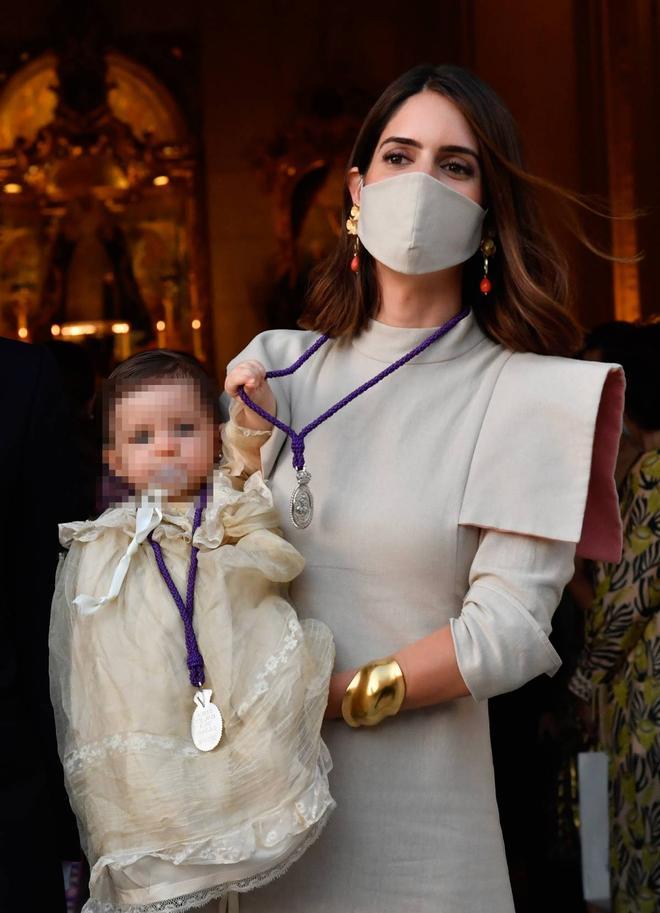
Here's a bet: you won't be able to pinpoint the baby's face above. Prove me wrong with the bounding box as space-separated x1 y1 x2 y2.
106 380 216 498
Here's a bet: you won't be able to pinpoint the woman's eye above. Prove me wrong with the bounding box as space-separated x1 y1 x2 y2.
441 159 474 178
383 151 411 166
130 428 152 445
175 422 196 437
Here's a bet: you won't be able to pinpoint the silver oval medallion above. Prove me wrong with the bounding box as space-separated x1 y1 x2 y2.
191 689 223 752
290 469 313 529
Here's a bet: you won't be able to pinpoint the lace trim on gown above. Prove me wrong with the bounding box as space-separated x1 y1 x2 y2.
83 746 334 913
83 807 332 913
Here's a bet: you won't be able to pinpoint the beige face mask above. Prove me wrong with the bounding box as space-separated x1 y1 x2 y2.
357 171 486 275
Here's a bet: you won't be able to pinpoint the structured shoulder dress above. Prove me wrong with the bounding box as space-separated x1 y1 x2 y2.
226 309 624 913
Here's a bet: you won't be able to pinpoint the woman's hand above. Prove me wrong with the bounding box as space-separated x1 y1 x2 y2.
324 627 471 723
324 626 471 722
224 360 276 431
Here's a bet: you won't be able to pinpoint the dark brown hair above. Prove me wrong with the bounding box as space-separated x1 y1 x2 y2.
301 64 593 356
103 350 220 444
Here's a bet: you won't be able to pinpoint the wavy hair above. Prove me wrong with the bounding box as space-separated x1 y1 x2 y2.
300 64 610 356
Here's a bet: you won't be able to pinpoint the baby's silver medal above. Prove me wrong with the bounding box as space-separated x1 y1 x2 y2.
191 688 223 752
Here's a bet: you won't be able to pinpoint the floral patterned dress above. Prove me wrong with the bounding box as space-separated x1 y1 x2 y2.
570 449 660 913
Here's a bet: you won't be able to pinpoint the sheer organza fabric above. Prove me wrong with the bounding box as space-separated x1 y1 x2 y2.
49 471 335 913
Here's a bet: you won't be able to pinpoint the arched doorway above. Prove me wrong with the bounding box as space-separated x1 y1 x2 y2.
0 45 211 370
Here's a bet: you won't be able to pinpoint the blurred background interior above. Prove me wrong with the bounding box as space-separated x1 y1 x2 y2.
0 0 657 378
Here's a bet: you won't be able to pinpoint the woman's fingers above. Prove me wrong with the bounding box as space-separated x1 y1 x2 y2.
225 360 267 397
224 359 276 430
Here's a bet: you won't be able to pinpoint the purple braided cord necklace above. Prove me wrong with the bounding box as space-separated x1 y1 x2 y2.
148 488 208 687
238 306 470 528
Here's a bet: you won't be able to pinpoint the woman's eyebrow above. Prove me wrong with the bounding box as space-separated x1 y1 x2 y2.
378 136 423 150
378 136 480 162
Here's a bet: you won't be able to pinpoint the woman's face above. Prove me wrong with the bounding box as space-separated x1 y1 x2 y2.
350 90 483 206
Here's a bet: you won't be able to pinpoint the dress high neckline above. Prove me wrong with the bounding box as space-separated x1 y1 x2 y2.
351 308 487 364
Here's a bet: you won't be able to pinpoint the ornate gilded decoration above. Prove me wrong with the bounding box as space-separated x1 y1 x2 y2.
0 28 210 365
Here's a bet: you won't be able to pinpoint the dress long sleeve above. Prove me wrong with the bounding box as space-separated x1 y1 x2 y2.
450 530 576 701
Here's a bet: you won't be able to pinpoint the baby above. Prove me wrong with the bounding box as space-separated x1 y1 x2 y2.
49 350 334 913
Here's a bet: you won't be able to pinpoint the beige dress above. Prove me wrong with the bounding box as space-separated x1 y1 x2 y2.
49 470 335 913
225 310 624 913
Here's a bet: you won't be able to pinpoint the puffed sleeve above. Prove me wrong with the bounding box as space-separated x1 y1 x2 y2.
450 530 576 701
221 402 272 480
458 353 625 563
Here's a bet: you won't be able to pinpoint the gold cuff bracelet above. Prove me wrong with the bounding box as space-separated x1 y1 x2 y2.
341 656 406 728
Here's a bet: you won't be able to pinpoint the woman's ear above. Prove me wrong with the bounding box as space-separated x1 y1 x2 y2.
347 167 363 206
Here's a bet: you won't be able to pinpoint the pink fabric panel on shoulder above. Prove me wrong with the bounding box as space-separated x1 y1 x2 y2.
576 367 625 563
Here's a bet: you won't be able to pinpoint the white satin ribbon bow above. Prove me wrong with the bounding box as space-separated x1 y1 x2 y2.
73 496 163 616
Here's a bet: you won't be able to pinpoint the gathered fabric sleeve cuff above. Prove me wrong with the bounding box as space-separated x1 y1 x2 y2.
450 529 576 701
221 401 273 480
458 353 624 563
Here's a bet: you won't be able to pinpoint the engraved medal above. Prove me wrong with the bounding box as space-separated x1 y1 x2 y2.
191 689 223 752
290 468 313 529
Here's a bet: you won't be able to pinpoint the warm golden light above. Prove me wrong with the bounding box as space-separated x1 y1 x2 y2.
60 319 133 338
156 320 166 331
153 174 170 187
191 317 203 360
61 323 97 337
17 327 28 338
3 182 23 194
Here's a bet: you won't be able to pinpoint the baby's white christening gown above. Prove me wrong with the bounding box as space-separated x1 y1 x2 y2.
49 469 335 913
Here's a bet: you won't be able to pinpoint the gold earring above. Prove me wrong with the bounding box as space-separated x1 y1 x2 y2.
346 203 360 273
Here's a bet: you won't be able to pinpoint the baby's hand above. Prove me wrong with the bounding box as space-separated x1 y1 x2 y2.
225 360 276 431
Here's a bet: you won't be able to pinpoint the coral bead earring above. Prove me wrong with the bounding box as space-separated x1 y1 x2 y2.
479 236 496 296
346 202 360 274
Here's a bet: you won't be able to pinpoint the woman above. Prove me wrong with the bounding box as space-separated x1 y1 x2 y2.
570 323 660 913
224 64 624 913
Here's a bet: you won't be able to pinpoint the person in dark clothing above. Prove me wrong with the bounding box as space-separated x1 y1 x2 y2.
45 339 101 520
0 338 78 911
